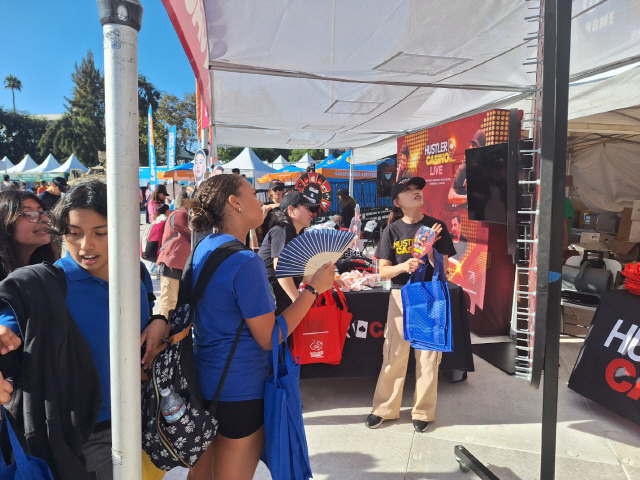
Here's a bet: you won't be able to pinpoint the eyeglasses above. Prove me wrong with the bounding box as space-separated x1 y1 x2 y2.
19 211 48 223
272 187 284 192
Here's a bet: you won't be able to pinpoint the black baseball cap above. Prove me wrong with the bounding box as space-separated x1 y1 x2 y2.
279 191 320 213
52 176 69 193
269 179 284 190
390 176 426 199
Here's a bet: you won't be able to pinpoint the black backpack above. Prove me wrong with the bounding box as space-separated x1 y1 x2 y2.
141 240 248 470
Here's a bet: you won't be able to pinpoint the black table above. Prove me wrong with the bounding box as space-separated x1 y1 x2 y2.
568 288 640 426
300 284 475 378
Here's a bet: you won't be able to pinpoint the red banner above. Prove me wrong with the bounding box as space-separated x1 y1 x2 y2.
397 109 518 335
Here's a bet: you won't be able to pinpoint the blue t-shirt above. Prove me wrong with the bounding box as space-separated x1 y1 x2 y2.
0 255 153 422
192 233 276 401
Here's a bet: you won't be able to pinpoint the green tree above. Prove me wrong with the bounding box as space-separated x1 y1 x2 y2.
138 75 163 166
216 147 243 163
40 51 107 166
3 75 22 113
0 108 48 161
155 92 198 165
288 149 325 163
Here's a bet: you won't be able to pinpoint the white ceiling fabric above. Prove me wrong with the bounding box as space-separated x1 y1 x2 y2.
162 0 640 153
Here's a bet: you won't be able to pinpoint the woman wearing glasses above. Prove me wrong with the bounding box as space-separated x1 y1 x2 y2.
0 181 165 480
0 190 56 282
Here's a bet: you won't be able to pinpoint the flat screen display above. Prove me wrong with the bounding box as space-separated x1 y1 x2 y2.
465 143 509 224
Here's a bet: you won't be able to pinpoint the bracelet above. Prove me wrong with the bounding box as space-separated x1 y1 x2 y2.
303 284 320 299
146 314 169 327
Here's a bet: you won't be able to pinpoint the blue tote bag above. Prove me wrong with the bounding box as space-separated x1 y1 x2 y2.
263 315 312 480
0 407 54 480
401 249 453 352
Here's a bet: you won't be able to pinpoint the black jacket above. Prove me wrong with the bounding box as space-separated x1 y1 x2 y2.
0 263 101 480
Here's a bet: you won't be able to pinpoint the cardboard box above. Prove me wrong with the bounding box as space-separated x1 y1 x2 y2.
579 210 597 229
630 221 640 243
631 200 640 222
617 208 633 240
579 232 616 246
610 240 640 263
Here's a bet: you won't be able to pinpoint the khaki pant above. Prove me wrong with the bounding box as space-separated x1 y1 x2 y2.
158 275 180 320
371 288 442 422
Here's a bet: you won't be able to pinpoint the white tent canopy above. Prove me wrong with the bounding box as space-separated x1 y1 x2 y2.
293 153 316 169
223 147 276 179
56 153 88 173
162 0 640 152
27 153 61 173
0 157 13 173
271 155 290 169
8 154 38 173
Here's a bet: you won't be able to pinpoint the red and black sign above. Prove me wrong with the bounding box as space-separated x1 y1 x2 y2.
568 289 640 425
295 172 332 212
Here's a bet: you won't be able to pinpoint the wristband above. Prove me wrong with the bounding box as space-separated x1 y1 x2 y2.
146 314 169 327
303 284 320 299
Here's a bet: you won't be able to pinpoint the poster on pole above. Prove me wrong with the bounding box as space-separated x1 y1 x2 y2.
148 106 157 185
167 125 176 169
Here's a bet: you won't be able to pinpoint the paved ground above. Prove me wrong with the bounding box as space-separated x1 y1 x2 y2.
148 262 639 480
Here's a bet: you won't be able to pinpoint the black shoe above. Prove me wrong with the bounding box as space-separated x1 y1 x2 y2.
413 420 430 433
365 414 385 429
451 370 468 383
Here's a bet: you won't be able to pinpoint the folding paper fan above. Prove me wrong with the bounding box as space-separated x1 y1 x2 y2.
412 225 436 259
275 229 357 278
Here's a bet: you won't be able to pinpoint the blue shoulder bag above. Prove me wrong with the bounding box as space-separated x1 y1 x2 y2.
263 315 312 480
401 249 453 352
0 407 54 480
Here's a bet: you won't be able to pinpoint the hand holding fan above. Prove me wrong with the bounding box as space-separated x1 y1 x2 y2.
275 229 357 278
412 225 436 259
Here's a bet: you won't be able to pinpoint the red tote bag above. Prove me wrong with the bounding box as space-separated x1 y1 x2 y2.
292 284 352 365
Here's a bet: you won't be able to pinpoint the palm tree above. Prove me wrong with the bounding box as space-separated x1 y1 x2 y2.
4 75 22 113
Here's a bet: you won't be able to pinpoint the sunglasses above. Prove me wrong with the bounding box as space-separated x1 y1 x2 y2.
272 187 284 192
19 211 49 223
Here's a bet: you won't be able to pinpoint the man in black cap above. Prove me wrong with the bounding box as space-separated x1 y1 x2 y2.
39 176 68 212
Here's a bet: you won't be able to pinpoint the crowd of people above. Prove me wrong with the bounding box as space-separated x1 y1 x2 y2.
0 153 455 479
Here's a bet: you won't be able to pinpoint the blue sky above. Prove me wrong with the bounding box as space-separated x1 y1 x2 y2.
0 1 195 115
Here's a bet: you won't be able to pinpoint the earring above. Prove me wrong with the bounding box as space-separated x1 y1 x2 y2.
237 207 242 213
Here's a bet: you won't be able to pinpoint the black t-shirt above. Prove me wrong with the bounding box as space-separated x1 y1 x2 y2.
38 191 61 211
339 203 355 228
258 223 298 280
377 215 456 287
261 202 280 239
451 234 468 261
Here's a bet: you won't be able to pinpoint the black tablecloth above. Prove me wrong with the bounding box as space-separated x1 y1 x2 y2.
300 284 475 378
568 289 640 426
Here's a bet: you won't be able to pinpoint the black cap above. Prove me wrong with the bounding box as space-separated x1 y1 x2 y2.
52 176 69 193
269 179 284 190
280 191 321 213
390 176 426 200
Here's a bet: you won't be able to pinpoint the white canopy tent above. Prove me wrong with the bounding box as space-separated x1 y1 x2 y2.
7 154 38 174
55 153 88 174
162 0 640 155
0 157 13 174
271 154 290 169
223 147 276 182
26 153 61 174
293 153 316 170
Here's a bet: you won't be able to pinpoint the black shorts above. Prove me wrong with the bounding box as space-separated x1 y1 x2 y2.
204 398 264 439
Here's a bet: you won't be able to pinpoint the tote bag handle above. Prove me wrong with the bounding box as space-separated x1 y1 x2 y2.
410 248 445 284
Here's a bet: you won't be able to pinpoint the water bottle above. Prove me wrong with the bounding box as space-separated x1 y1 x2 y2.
159 388 186 424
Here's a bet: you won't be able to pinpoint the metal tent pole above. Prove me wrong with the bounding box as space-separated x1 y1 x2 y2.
538 0 572 478
98 1 143 478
